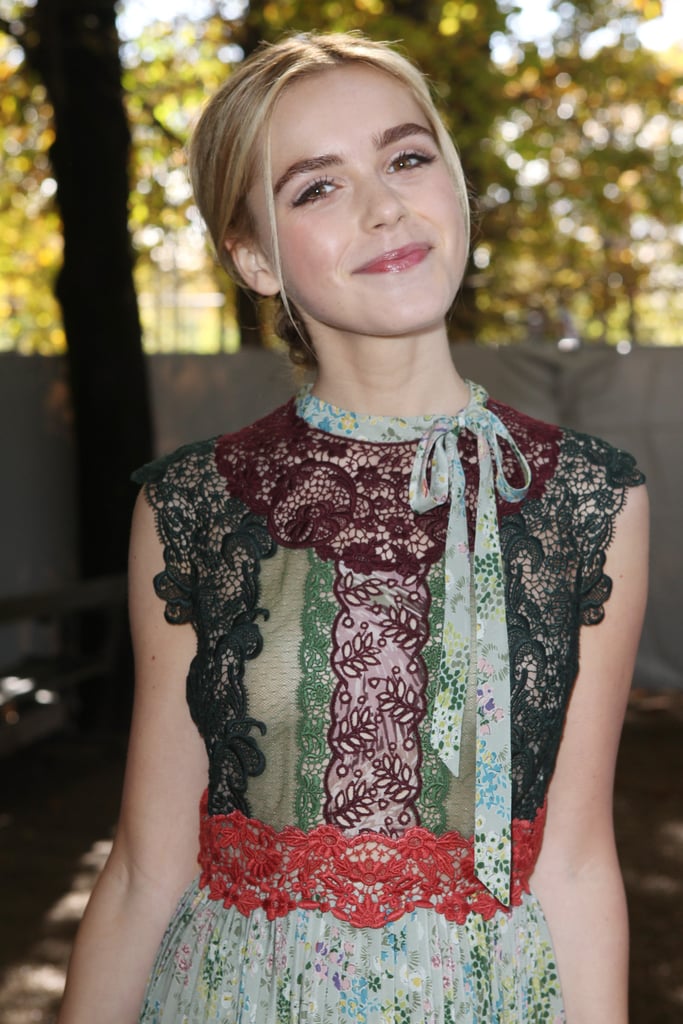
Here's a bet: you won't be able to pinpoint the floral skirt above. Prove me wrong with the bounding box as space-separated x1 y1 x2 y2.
139 878 565 1023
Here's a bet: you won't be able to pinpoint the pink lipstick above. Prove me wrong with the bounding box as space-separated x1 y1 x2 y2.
355 243 430 274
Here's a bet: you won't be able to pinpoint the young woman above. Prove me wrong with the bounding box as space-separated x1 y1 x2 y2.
57 32 649 1024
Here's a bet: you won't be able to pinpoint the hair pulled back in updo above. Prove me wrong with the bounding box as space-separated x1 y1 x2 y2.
187 31 470 369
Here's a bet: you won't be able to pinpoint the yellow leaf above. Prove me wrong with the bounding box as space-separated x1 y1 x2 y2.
439 16 460 36
629 0 662 18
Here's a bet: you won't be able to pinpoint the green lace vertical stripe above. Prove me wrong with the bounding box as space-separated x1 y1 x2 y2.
418 560 452 834
296 550 339 830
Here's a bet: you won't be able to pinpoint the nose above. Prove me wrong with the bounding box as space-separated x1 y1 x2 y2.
359 174 407 230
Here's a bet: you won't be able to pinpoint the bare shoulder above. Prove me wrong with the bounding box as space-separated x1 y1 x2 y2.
128 489 173 641
606 481 649 590
109 490 208 893
533 482 649 871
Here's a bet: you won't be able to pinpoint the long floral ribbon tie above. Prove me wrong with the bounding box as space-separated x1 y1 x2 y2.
408 385 531 904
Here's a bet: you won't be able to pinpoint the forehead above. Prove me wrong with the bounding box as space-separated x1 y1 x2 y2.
268 64 428 161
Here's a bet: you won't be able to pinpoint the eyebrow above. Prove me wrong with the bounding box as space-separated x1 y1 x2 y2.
374 122 434 150
273 122 435 195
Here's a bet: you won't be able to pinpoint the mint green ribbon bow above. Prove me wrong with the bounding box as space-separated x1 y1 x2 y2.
295 381 532 903
408 388 531 903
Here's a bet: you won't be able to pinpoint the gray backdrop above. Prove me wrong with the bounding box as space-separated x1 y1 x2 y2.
1 345 680 690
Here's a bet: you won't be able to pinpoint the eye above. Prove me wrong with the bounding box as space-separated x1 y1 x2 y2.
388 150 436 173
292 177 336 207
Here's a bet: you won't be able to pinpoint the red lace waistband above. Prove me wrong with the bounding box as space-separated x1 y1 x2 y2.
198 793 546 928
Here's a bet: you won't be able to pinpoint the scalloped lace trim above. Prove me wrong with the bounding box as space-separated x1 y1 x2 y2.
198 791 546 929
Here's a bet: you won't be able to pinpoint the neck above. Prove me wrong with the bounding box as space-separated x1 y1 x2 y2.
310 328 469 417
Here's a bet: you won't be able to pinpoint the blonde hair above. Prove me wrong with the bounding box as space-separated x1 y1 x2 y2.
188 31 470 367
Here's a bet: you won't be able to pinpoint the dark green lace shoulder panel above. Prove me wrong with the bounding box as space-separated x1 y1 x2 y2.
132 442 277 816
131 408 645 825
505 423 645 819
568 428 645 625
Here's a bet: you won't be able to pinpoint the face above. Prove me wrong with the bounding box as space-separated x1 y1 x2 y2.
234 65 468 351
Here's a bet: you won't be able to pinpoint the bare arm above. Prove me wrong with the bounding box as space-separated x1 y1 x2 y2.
57 493 209 1024
531 484 649 1023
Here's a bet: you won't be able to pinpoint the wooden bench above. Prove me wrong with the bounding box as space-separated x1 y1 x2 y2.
0 574 128 756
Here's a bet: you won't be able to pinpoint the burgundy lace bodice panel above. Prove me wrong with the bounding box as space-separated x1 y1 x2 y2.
214 398 561 571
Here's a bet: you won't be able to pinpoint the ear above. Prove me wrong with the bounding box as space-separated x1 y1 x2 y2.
227 237 280 297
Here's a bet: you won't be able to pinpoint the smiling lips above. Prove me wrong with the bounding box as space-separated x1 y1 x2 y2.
355 243 431 274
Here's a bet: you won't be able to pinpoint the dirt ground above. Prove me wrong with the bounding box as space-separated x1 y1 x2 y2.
0 691 681 1023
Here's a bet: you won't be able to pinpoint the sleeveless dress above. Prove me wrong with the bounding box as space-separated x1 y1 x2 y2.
132 382 644 1024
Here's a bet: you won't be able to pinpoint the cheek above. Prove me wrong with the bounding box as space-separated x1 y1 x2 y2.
434 175 466 228
445 202 469 269
279 225 339 289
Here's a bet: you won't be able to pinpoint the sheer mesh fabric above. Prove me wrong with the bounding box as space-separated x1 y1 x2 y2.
133 398 644 827
325 564 430 836
133 442 278 816
504 427 644 818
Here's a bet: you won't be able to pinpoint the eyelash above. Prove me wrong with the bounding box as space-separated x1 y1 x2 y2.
291 149 437 207
292 177 335 208
389 149 436 172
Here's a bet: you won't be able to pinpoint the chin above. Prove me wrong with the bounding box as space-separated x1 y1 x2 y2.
380 310 451 338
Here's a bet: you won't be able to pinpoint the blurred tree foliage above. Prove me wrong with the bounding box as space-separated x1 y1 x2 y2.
476 0 683 344
1 0 682 352
1 0 154 585
0 18 61 353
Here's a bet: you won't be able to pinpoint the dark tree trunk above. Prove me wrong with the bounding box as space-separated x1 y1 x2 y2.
30 0 154 579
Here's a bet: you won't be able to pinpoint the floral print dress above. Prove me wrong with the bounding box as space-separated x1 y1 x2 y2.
133 383 644 1023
